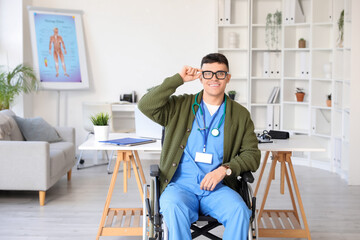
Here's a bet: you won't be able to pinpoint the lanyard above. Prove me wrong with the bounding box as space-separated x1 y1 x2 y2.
192 93 226 152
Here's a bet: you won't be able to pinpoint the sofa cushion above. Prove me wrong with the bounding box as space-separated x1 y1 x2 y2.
0 110 24 141
49 142 75 178
0 114 14 140
14 116 62 143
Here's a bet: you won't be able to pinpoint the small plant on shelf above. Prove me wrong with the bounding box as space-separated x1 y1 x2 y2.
337 10 344 48
227 90 237 100
298 38 306 48
295 88 305 102
265 10 282 49
326 93 332 107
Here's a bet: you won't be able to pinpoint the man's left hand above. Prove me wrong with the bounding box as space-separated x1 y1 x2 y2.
200 166 227 191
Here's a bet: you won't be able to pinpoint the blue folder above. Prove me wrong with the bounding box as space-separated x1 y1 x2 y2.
99 137 156 146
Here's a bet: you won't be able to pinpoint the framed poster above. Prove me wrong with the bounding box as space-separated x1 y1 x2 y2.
28 6 89 90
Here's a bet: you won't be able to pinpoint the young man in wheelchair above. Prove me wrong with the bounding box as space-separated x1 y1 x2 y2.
138 53 260 240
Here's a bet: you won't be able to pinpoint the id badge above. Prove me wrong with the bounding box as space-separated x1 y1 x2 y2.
195 152 213 164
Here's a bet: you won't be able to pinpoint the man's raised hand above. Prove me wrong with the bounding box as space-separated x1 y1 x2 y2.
179 66 202 82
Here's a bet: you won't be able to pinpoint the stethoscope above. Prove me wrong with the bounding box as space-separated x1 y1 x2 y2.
191 92 226 152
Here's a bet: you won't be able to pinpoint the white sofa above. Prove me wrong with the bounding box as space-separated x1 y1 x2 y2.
0 109 76 205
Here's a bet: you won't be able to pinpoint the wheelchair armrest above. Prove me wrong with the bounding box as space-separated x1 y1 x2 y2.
150 164 160 177
238 171 254 183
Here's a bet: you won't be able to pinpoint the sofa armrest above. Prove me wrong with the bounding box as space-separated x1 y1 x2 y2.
0 141 50 190
55 127 75 144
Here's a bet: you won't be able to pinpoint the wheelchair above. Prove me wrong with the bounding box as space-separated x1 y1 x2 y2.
143 164 258 240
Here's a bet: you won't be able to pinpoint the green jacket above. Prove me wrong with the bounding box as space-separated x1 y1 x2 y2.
138 73 260 194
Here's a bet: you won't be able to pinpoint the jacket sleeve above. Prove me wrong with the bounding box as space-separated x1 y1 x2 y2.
223 112 261 177
138 73 184 127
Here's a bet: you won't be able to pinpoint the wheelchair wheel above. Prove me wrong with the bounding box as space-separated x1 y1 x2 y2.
143 179 155 240
143 180 168 240
247 183 258 240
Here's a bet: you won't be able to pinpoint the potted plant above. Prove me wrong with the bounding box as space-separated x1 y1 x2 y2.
298 38 306 48
265 10 282 49
326 93 332 107
337 10 344 48
295 88 305 102
90 112 111 141
0 64 38 110
228 90 236 100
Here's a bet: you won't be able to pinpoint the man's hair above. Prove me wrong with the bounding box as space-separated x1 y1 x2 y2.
201 53 229 71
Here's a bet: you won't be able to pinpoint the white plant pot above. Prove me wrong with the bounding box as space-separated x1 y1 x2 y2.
93 125 109 142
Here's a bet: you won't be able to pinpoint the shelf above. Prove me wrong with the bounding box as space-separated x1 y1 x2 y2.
218 24 248 28
218 48 248 51
311 78 332 82
312 22 333 26
251 24 266 27
251 103 273 107
251 48 281 52
284 23 311 27
283 48 310 51
284 77 310 81
251 77 281 80
312 133 331 139
284 129 309 135
311 106 331 110
312 48 333 51
283 101 309 105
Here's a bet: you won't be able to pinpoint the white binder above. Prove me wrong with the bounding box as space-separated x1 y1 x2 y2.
272 87 280 103
263 52 270 77
224 0 231 24
328 0 333 22
274 52 281 78
299 52 307 78
273 105 280 130
284 0 291 24
266 105 274 130
218 0 225 25
289 0 305 24
270 52 280 78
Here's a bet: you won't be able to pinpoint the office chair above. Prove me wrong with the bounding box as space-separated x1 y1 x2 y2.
77 102 115 173
143 165 258 240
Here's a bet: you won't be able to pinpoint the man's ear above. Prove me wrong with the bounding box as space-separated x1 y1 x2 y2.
226 73 231 83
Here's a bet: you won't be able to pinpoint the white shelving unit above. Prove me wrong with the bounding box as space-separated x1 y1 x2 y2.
216 0 352 178
216 0 251 108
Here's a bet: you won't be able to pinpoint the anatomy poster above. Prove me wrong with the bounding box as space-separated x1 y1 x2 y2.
29 7 89 90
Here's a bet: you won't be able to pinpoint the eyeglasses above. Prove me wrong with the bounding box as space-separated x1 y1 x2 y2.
202 71 229 80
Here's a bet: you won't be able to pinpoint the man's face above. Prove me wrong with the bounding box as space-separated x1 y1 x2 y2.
200 62 230 100
54 28 58 35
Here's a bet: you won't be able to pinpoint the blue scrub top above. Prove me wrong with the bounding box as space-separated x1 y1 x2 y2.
170 100 225 196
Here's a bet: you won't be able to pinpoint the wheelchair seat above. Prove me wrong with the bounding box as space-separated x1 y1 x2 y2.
143 164 258 240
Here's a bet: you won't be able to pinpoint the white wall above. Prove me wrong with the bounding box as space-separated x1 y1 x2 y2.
348 0 360 185
25 0 216 148
0 0 31 117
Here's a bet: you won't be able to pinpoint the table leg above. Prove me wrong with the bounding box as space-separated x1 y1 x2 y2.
284 160 300 222
130 155 144 200
257 154 278 225
257 151 311 239
254 151 270 197
286 153 311 240
133 150 146 184
123 152 127 193
280 153 286 195
96 150 123 240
